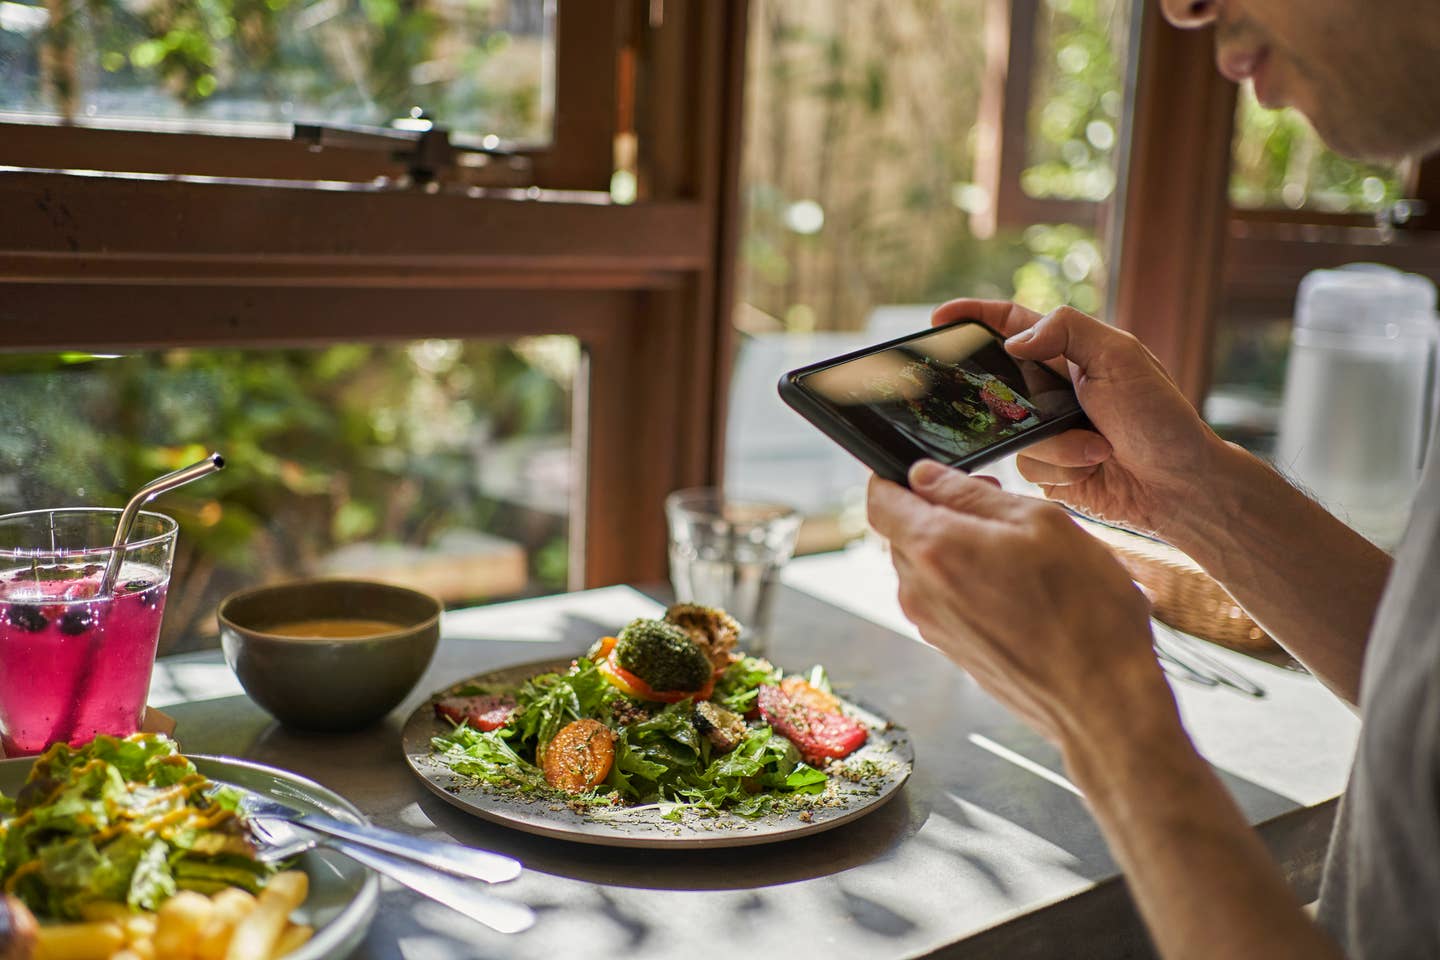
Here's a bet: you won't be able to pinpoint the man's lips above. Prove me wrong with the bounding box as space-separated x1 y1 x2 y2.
1218 46 1268 83
1219 46 1280 107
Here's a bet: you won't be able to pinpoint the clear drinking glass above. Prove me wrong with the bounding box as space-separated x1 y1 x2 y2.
0 509 178 756
665 489 801 660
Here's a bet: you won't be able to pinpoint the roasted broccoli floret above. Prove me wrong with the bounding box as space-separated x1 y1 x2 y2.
614 618 712 693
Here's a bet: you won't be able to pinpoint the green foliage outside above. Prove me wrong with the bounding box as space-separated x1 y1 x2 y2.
1230 87 1403 212
740 0 1122 337
1023 0 1126 204
740 0 1404 336
0 340 576 653
3 0 545 140
0 1 565 653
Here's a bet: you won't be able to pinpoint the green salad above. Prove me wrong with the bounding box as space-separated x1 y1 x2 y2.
0 734 272 921
429 605 872 819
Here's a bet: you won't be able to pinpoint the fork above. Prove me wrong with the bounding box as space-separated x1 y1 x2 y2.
209 780 521 884
250 816 536 935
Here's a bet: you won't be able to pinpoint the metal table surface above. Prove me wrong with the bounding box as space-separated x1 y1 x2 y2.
150 551 1358 960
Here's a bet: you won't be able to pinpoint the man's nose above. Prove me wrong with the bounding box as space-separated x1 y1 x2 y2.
1159 0 1219 28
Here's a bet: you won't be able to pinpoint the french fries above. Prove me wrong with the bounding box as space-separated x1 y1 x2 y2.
222 872 307 960
30 874 313 960
34 922 125 960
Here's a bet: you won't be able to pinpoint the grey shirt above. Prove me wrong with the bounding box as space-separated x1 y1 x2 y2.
1317 418 1440 957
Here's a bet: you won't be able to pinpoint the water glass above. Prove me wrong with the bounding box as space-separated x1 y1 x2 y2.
0 508 177 756
665 489 801 660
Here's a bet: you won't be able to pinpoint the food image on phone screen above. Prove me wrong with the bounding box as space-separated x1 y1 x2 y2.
780 320 1086 481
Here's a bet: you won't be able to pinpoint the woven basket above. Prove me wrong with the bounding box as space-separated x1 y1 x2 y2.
1077 517 1277 653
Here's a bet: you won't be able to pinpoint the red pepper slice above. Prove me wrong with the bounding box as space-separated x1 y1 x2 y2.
597 650 715 703
435 694 516 731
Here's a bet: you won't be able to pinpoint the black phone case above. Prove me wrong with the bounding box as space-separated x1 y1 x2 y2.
777 321 1091 487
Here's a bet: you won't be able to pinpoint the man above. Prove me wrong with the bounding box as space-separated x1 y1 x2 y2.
866 1 1440 957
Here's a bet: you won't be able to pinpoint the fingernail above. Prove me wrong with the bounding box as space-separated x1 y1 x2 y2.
1007 329 1035 346
1085 437 1112 463
909 459 946 489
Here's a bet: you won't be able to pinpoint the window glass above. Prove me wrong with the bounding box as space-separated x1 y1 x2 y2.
1023 0 1129 204
1229 88 1404 212
0 0 552 145
0 337 577 653
1208 92 1413 455
734 0 1126 551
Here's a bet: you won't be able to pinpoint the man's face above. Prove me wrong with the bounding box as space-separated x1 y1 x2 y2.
1160 0 1440 160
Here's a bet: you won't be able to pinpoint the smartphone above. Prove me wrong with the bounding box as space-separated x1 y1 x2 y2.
777 319 1090 485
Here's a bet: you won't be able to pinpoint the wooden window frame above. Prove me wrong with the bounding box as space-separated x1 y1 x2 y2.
0 0 751 592
972 0 1103 238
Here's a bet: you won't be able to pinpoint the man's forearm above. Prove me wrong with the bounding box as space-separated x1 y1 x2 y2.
1062 684 1343 960
1159 440 1391 705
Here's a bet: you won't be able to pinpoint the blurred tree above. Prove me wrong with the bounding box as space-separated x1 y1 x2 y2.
1023 0 1126 203
739 0 1118 334
1230 87 1403 212
739 0 1404 337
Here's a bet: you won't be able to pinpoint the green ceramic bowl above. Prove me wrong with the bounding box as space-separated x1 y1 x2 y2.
219 579 441 732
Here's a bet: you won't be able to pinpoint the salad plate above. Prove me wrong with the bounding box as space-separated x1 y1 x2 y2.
0 752 379 960
401 657 914 849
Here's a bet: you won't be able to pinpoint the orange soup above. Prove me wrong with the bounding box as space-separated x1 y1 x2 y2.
264 618 406 640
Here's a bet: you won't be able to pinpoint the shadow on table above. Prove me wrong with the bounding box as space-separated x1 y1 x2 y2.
910 725 1305 888
414 777 920 891
168 605 1311 927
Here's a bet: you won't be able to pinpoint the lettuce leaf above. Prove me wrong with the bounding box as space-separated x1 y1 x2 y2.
0 734 272 920
127 839 176 910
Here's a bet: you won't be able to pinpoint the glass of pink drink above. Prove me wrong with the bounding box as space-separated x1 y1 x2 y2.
0 508 177 756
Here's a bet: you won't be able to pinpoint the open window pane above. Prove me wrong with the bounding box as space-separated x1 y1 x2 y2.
1229 88 1404 213
0 336 577 654
0 0 552 145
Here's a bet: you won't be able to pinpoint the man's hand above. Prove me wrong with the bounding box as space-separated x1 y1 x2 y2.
933 299 1222 539
929 298 1389 705
867 458 1172 747
869 460 1347 960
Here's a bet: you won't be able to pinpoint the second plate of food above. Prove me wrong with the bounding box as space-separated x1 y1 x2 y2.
401 651 914 849
0 749 378 960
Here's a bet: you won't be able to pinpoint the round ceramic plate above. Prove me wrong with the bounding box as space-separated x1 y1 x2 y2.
401 658 914 849
0 754 379 960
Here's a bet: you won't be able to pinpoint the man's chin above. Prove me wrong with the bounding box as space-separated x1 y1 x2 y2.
1304 109 1428 165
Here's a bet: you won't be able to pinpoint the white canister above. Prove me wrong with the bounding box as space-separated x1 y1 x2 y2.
1275 263 1438 549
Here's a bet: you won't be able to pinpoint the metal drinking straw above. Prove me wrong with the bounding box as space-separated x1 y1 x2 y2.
99 452 225 595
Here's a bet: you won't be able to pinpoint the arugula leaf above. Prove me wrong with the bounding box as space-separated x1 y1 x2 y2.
430 655 838 817
431 728 550 793
712 656 782 714
510 658 614 755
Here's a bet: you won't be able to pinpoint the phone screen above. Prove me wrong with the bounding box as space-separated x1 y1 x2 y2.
792 321 1081 466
